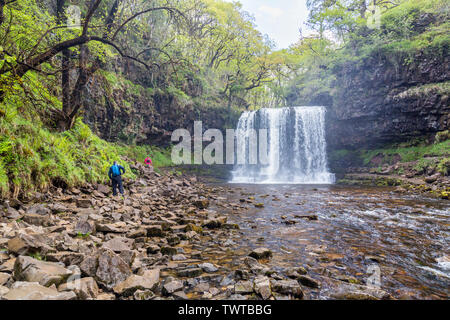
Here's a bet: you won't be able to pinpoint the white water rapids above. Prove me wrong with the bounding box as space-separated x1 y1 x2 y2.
231 106 335 184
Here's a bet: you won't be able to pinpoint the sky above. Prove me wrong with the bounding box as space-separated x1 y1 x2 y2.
224 0 311 49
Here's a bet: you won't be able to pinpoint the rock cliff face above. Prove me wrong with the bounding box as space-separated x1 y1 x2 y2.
82 73 240 147
324 51 449 150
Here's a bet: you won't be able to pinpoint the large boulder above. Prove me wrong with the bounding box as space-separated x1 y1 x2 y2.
7 233 55 256
95 248 132 289
113 269 160 296
254 276 272 300
13 256 72 287
3 282 76 300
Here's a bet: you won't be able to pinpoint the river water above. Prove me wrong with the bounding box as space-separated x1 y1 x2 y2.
208 183 450 299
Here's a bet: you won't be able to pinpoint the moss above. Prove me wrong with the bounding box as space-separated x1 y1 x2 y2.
360 139 450 167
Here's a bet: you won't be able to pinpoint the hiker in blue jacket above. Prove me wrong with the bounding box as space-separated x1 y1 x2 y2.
108 161 125 196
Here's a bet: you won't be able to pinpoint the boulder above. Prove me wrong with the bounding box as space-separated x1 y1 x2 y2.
162 280 183 295
3 207 21 219
167 235 181 246
0 272 11 286
172 291 189 300
113 269 160 296
27 204 50 215
22 214 53 227
102 237 134 253
202 217 227 229
3 282 76 300
95 248 132 289
234 280 254 294
119 250 136 266
146 244 160 254
13 256 72 287
254 276 272 300
331 283 391 300
97 184 110 195
74 220 96 235
76 198 92 208
58 277 99 300
193 199 210 209
46 252 85 266
271 280 303 298
7 234 54 256
0 285 9 296
249 248 272 260
177 268 203 278
198 263 218 273
127 228 146 238
134 289 155 300
160 246 177 256
145 225 164 237
171 254 187 261
298 275 320 288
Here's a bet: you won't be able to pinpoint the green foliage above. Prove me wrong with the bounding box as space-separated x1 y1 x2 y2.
284 0 449 105
360 139 450 166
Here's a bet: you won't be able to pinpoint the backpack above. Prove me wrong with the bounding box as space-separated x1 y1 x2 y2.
111 164 121 177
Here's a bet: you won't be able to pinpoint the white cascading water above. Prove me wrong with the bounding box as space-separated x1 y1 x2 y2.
231 106 335 184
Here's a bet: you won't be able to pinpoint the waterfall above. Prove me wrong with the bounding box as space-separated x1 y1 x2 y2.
231 106 335 184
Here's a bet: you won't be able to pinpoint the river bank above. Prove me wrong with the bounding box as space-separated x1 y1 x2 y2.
0 160 449 300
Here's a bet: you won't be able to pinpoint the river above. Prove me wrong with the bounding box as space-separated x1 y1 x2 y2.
205 183 450 299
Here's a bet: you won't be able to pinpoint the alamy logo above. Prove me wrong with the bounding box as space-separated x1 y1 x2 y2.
366 264 381 288
366 3 382 29
67 5 81 28
171 121 271 165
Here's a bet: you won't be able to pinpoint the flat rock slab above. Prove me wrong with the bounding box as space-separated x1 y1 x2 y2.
113 269 160 296
330 282 391 300
3 282 76 300
14 256 72 287
162 280 183 295
102 237 134 253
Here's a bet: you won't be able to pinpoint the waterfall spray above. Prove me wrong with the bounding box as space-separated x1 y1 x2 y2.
231 106 335 184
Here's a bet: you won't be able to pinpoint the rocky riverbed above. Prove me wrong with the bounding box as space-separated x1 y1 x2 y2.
0 161 448 300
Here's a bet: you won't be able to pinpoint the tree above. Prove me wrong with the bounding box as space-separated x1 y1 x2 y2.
0 0 188 130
